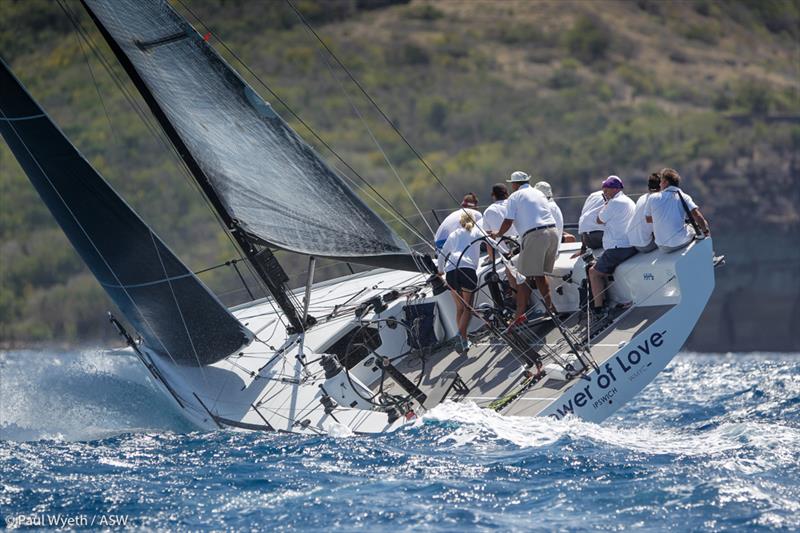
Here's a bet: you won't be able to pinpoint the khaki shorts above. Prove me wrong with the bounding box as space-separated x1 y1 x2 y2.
517 227 559 277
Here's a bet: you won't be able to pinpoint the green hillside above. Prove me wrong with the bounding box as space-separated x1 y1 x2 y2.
1 0 798 350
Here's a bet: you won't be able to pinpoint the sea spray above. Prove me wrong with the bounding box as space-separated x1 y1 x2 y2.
0 349 191 441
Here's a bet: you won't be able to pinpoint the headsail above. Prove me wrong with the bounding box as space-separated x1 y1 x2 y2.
0 60 253 366
81 0 416 271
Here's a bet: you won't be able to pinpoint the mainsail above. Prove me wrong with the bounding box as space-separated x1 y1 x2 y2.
81 0 415 270
0 60 253 366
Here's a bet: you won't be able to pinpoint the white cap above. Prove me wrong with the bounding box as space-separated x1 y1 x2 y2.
507 171 530 183
534 181 553 199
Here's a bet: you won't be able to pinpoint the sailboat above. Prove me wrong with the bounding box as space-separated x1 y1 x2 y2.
0 0 716 434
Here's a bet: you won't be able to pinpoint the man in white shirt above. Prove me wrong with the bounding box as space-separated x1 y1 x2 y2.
627 173 661 253
588 176 637 311
645 168 710 252
578 189 606 250
482 183 516 260
490 171 559 321
534 181 576 244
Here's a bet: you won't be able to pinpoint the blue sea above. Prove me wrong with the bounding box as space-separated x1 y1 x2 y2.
1 350 798 531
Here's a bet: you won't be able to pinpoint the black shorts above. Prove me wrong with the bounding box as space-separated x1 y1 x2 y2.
581 230 604 250
595 247 637 274
446 268 478 292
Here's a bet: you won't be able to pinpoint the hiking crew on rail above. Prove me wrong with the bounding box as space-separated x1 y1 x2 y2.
435 167 711 330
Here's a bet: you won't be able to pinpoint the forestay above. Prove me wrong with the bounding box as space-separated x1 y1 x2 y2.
0 60 253 366
82 0 414 269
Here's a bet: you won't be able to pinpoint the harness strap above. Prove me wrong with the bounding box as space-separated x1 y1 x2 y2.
676 189 701 236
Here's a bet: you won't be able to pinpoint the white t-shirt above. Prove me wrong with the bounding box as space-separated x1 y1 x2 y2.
627 193 654 248
434 208 482 249
598 191 635 249
438 225 483 273
549 200 564 243
578 191 606 234
645 186 698 248
482 200 517 253
482 200 516 235
504 184 555 235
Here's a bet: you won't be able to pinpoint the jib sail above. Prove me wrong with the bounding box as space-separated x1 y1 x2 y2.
0 60 252 366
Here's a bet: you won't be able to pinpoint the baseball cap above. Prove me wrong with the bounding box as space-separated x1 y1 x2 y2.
601 175 624 189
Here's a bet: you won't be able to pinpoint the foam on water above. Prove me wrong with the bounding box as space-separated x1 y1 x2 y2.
0 349 192 441
1 351 798 530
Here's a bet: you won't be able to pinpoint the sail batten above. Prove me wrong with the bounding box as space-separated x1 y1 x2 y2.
0 60 252 366
81 0 414 269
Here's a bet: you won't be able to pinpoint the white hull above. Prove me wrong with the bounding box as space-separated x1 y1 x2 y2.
128 238 716 434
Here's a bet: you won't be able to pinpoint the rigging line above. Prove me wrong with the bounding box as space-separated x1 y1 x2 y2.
556 192 645 201
330 160 432 245
295 13 435 238
283 0 460 209
149 231 210 384
0 104 186 371
60 3 173 155
58 0 120 148
287 0 635 272
172 0 432 250
435 258 545 367
193 257 245 276
63 0 287 322
442 252 563 364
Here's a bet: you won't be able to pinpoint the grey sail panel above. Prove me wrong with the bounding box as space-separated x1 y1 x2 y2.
0 60 252 366
82 0 414 269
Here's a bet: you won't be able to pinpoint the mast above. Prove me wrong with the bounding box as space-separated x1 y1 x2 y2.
79 0 307 331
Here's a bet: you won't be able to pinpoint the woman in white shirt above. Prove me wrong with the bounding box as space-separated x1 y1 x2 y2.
437 211 483 351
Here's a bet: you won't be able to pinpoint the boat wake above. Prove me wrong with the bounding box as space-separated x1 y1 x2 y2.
0 349 192 441
418 354 800 476
424 399 799 465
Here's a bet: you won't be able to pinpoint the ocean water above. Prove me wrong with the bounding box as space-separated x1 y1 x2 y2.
0 350 798 531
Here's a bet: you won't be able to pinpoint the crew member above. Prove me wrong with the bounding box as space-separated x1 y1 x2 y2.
434 193 482 251
588 176 637 311
534 180 576 244
645 168 710 252
491 171 559 321
627 172 661 253
482 183 517 260
578 185 606 250
438 211 483 352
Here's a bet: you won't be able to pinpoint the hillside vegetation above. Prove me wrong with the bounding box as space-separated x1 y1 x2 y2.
1 0 798 350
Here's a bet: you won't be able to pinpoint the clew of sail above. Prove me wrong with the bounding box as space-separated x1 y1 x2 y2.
81 0 417 270
0 60 253 366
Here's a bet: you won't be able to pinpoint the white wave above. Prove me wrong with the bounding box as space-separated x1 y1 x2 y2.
423 400 800 462
98 457 136 468
0 349 191 441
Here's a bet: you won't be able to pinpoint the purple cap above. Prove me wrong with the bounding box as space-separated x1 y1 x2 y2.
601 175 624 189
